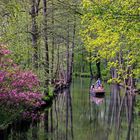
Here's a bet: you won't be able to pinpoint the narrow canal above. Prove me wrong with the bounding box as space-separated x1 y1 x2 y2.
1 78 140 140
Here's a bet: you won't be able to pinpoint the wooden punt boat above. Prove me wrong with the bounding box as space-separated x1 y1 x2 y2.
90 87 105 95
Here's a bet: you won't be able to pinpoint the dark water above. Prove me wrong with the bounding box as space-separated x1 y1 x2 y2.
1 78 140 140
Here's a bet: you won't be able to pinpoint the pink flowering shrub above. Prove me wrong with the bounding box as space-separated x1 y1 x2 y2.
0 44 45 111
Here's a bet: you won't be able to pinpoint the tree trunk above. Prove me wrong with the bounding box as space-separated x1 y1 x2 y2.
69 15 76 83
44 110 49 140
51 0 55 82
66 19 70 83
96 59 101 79
55 44 60 80
81 50 85 73
31 0 39 68
32 122 38 140
43 0 49 95
89 52 93 79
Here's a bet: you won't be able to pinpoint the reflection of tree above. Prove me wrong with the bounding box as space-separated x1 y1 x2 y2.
63 88 74 140
67 88 74 139
125 94 135 140
89 78 93 122
8 120 31 140
44 110 49 140
2 82 139 140
65 88 73 140
54 98 58 140
50 108 53 140
107 84 137 140
89 81 106 138
45 87 73 140
32 121 38 140
0 129 8 140
107 85 120 128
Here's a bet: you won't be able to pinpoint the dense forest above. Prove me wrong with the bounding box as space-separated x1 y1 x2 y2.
81 0 140 90
0 0 81 92
0 0 140 139
1 0 139 88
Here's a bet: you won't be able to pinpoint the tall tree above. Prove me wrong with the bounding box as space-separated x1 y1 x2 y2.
81 0 140 90
30 0 39 68
43 0 49 94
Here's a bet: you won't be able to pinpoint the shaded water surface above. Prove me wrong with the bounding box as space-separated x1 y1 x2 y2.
1 78 140 140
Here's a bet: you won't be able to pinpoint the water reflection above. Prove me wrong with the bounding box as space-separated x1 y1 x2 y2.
106 85 137 140
43 87 73 140
0 78 140 140
90 94 104 105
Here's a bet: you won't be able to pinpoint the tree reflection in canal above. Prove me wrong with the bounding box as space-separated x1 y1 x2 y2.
106 85 137 140
0 78 140 140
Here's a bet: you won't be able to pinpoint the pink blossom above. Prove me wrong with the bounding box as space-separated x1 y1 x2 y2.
0 44 46 112
0 49 11 55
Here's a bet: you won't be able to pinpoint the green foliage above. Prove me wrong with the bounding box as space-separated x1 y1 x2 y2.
0 0 33 68
135 98 140 115
42 85 54 102
101 69 110 80
81 0 140 85
48 85 54 97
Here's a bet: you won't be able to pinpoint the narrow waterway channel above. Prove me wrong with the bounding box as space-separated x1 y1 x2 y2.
1 78 140 140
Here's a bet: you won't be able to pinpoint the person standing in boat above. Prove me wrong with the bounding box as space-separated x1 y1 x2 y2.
95 78 101 88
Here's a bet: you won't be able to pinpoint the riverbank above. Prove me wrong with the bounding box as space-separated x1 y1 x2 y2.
0 44 54 130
